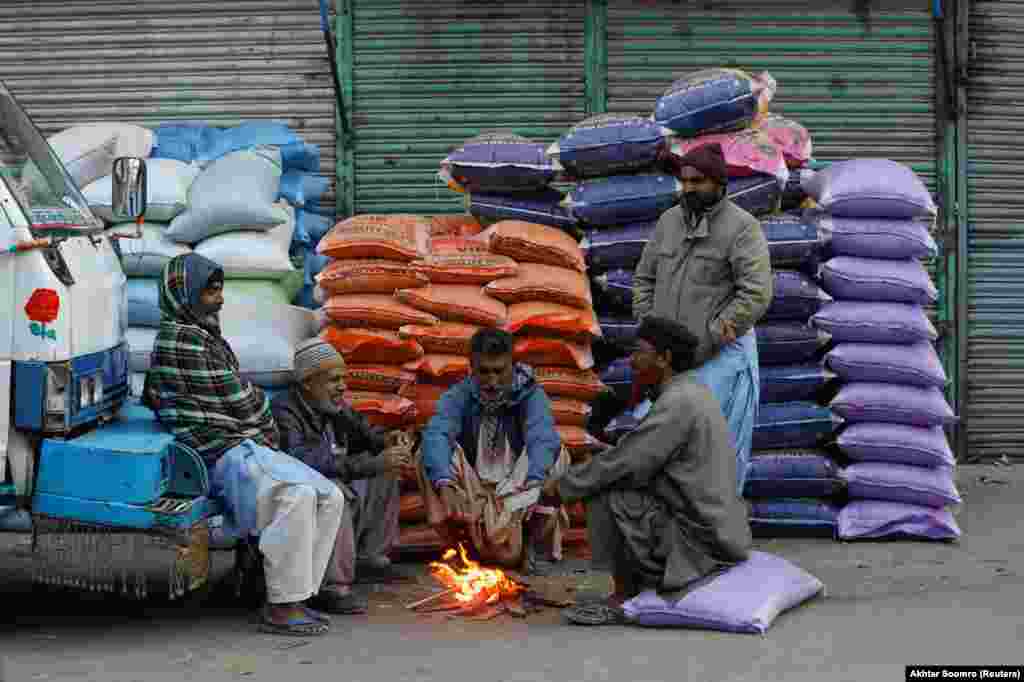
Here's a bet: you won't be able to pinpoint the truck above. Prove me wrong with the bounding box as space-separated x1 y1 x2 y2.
0 80 215 599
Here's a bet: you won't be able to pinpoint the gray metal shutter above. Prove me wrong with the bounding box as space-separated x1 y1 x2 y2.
350 1 585 215
0 0 337 210
966 0 1024 459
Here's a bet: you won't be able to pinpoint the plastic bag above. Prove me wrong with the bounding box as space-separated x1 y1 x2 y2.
484 262 592 309
396 284 509 328
440 131 554 194
548 113 671 178
318 214 431 262
757 115 812 168
565 174 682 227
317 259 429 296
653 68 777 137
484 220 586 272
670 128 789 186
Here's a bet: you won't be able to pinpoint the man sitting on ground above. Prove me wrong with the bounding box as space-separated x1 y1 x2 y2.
272 338 414 615
542 316 752 625
417 328 571 572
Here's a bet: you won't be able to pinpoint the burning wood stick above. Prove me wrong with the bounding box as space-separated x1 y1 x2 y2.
405 587 456 610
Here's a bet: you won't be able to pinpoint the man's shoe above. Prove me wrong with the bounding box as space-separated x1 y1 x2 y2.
356 555 392 572
354 558 417 584
311 589 368 615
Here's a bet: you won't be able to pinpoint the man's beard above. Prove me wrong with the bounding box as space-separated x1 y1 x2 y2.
478 389 511 416
682 188 724 215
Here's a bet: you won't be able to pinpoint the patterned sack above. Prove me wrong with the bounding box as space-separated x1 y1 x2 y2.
343 365 418 394
838 500 961 541
653 68 777 137
837 422 955 469
558 425 606 461
533 366 608 402
810 301 938 345
753 402 841 451
323 294 439 330
755 322 831 366
399 383 449 428
398 322 480 356
513 336 595 371
759 362 834 404
468 189 577 232
429 235 491 255
318 214 431 261
485 262 592 309
748 499 840 539
506 302 603 340
670 128 789 186
843 462 961 509
600 357 633 403
818 215 938 260
821 256 938 305
581 221 656 273
410 252 519 285
344 391 417 429
826 341 948 389
764 271 832 322
830 382 957 427
321 326 425 365
598 316 639 349
547 113 672 178
396 284 508 328
760 213 821 270
439 131 554 194
757 115 813 168
802 158 937 219
316 259 429 296
727 173 783 217
565 174 683 227
743 449 845 499
483 220 586 272
550 398 592 428
427 214 484 238
403 354 472 385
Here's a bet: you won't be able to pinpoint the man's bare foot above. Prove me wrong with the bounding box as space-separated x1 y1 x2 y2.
266 602 310 624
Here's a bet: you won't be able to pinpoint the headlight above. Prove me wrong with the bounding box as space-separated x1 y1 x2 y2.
79 375 102 410
45 364 71 413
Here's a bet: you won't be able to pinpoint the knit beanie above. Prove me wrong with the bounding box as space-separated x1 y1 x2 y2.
294 337 345 382
676 142 728 185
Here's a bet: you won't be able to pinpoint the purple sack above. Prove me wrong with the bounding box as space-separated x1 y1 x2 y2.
761 213 821 269
441 132 554 193
566 174 683 226
802 159 937 219
749 498 840 538
826 341 947 389
760 362 834 404
743 449 844 498
755 322 830 366
838 422 954 468
830 382 957 427
819 215 938 260
753 401 841 450
765 270 832 321
838 501 961 541
592 268 634 315
599 316 639 349
811 301 938 345
727 173 783 217
843 462 961 509
621 551 824 633
600 357 633 403
548 114 671 179
582 221 655 273
468 189 577 231
821 256 937 305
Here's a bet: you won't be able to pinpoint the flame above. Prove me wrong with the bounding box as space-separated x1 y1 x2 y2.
429 543 523 605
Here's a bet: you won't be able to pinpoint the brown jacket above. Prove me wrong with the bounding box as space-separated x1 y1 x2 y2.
633 199 772 366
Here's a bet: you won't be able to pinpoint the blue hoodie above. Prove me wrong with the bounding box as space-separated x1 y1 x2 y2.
420 364 561 486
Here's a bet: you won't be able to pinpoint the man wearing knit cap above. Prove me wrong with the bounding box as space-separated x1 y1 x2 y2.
634 141 772 495
272 338 413 614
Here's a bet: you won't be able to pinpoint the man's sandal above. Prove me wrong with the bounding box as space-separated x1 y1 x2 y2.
562 602 627 626
259 607 331 636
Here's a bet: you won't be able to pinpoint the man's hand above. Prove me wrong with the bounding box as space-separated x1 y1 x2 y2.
380 446 411 474
719 318 738 345
541 476 561 502
386 430 413 450
438 485 468 523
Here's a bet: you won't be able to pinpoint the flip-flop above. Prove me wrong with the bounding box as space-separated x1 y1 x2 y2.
300 605 332 623
563 602 626 626
259 608 330 636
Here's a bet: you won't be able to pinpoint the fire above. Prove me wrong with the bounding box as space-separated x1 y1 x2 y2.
429 544 523 605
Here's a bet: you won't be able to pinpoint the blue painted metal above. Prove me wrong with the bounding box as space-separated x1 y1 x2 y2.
0 484 16 508
12 361 46 431
0 506 32 532
31 494 210 532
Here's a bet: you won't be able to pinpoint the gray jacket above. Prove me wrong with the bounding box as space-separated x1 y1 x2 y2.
633 199 772 366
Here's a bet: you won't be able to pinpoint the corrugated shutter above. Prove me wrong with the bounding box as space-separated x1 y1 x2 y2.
966 0 1024 459
0 0 337 209
350 1 585 215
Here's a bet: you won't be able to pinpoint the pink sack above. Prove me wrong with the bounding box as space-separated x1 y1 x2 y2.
758 115 813 168
671 128 789 186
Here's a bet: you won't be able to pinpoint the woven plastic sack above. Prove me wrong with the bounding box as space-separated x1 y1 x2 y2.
743 449 844 499
324 294 439 330
280 141 321 172
837 422 954 469
513 336 594 371
550 398 592 428
755 322 830 366
203 121 301 161
302 253 331 287
318 214 430 262
411 252 519 285
727 173 782 217
398 323 479 356
843 462 961 509
826 342 947 389
321 326 425 365
753 402 840 451
653 68 777 137
749 499 840 539
193 204 296 280
818 216 938 260
165 146 285 244
598 316 639 349
428 214 484 238
558 425 605 461
830 382 957 427
399 383 448 428
622 551 822 633
316 259 428 296
838 501 961 541
548 113 672 179
483 220 586 272
802 159 937 219
84 158 200 223
344 391 417 429
396 284 508 328
429 236 491 255
485 263 591 309
506 302 602 340
600 357 633 403
564 174 682 227
403 354 472 384
114 223 192 278
764 271 832 322
151 122 219 163
591 268 634 315
468 190 577 232
760 362 834 404
810 301 938 345
581 221 655 273
279 171 331 208
126 326 157 373
533 366 608 402
821 256 937 305
440 131 554 194
760 213 820 270
757 115 813 168
216 301 318 389
670 129 789 186
296 210 333 244
342 365 417 394
781 169 815 212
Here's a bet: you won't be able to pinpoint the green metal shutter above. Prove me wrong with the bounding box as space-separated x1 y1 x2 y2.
348 1 585 215
965 0 1024 459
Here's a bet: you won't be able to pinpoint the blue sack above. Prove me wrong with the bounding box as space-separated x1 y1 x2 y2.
565 174 682 227
727 173 782 217
599 316 640 350
296 209 334 244
547 114 671 179
441 132 554 193
280 172 331 208
599 357 633 403
303 252 331 287
760 361 834 404
761 213 821 270
204 121 301 161
653 68 775 137
468 189 577 231
749 498 840 538
764 270 832 322
293 283 318 309
753 401 840 450
126 278 162 328
151 122 220 163
280 142 321 172
755 322 830 366
743 449 845 498
582 221 655 273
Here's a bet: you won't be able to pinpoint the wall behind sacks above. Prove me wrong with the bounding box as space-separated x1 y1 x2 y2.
0 0 338 210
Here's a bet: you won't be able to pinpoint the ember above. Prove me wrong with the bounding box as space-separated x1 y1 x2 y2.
429 544 524 606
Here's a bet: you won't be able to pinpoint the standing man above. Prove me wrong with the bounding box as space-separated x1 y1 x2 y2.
542 316 752 626
416 328 571 573
633 142 772 493
272 338 413 615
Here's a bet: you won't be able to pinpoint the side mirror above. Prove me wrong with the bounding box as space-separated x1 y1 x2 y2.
110 157 147 222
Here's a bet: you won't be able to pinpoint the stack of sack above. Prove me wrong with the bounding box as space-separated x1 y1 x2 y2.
805 159 961 542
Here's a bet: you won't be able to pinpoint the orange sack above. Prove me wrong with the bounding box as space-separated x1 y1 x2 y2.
550 398 593 428
399 322 480 356
557 425 607 462
484 262 592 309
343 364 417 394
317 214 430 261
403 354 472 385
410 252 519 285
324 294 440 329
321 326 425 364
534 366 609 402
506 301 602 340
396 284 508 328
484 220 586 273
316 259 429 296
343 391 417 429
398 382 449 428
514 336 594 370
429 235 490 255
428 214 484 238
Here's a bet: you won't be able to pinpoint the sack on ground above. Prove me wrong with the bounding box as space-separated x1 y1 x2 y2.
411 253 519 285
317 259 429 296
652 68 776 137
826 341 947 388
398 383 449 428
727 174 782 217
396 284 508 327
743 449 845 499
811 301 938 345
513 336 594 370
296 210 334 244
428 214 484 238
321 326 425 364
84 159 200 223
818 216 938 260
468 190 577 232
343 365 417 394
318 214 431 262
127 277 290 328
115 223 192 277
24 123 154 196
324 294 439 329
550 398 592 427
755 322 831 366
279 172 330 208
830 382 957 427
760 361 834 404
821 256 937 305
757 115 813 168
581 222 655 273
558 425 605 461
506 302 602 340
802 158 937 219
548 113 671 178
670 129 788 186
838 500 961 541
837 422 955 469
151 122 219 163
483 220 586 272
126 326 157 373
843 462 961 509
621 551 822 634
281 141 321 173
753 402 840 450
344 391 417 429
764 271 832 321
439 131 554 194
193 204 296 280
203 121 301 161
398 322 479 356
485 262 591 309
533 366 608 402
760 214 821 270
166 146 284 244
564 174 682 227
749 499 840 539
403 354 471 384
